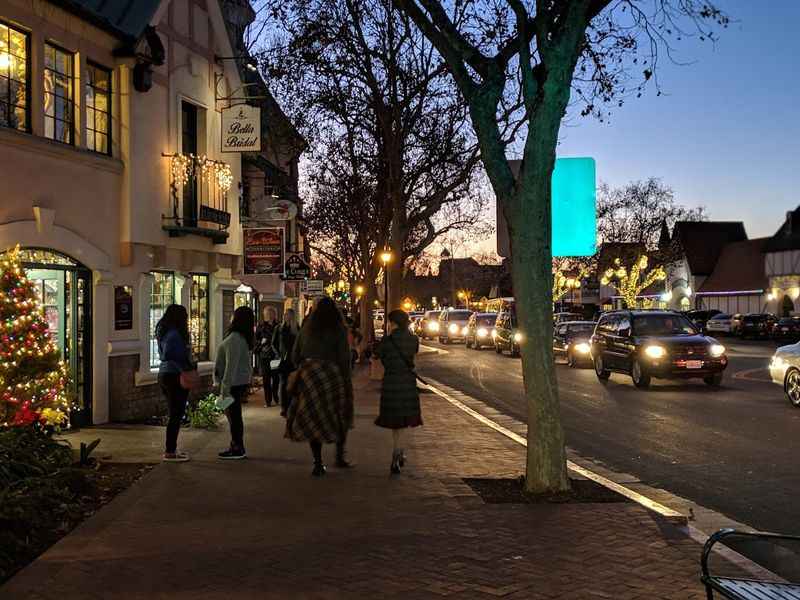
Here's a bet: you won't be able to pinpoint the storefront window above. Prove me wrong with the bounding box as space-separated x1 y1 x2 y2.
190 274 209 361
85 63 111 154
44 43 74 144
149 272 175 369
0 21 29 131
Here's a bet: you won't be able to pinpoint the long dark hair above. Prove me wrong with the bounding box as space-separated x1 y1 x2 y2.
155 304 189 343
306 297 345 337
226 306 255 349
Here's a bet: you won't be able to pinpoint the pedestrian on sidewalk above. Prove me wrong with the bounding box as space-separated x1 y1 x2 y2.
214 306 254 460
256 306 280 407
285 297 354 476
272 307 299 417
156 304 195 463
375 309 423 474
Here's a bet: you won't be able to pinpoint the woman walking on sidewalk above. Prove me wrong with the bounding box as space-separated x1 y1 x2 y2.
286 297 354 476
156 304 195 463
256 306 280 407
272 308 299 416
215 306 254 460
375 310 423 474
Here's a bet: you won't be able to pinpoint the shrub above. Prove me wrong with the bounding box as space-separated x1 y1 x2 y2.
187 394 222 429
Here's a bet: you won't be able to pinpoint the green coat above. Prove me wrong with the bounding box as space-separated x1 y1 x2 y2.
376 329 420 421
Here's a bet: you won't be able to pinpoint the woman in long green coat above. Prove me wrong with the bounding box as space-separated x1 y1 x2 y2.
375 310 423 474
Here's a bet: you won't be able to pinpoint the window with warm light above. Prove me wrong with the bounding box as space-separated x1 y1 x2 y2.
190 274 209 362
149 272 175 369
85 62 111 154
0 21 29 132
44 43 74 144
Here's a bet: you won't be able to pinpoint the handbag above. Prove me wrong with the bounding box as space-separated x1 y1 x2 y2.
215 392 235 411
386 335 428 386
269 358 282 371
179 370 201 390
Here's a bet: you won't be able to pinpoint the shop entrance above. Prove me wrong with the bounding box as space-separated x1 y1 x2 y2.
10 249 93 426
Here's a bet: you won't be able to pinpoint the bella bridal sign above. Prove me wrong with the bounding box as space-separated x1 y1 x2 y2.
221 105 261 152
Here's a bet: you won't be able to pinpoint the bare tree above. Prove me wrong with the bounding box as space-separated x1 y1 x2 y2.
392 0 728 492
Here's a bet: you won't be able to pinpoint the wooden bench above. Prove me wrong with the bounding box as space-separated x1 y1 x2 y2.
702 528 800 599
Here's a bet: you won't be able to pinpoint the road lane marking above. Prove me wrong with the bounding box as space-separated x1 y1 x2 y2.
419 344 449 355
424 380 686 525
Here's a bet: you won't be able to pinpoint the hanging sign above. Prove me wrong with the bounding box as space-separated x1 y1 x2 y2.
114 286 133 330
250 197 298 221
221 105 261 152
283 254 311 281
243 227 284 274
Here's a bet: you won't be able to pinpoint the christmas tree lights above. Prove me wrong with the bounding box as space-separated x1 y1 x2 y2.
0 246 70 428
601 254 667 309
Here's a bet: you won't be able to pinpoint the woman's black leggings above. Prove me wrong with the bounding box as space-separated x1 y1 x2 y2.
159 373 189 454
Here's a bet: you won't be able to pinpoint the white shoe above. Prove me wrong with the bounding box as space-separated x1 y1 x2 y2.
163 451 190 462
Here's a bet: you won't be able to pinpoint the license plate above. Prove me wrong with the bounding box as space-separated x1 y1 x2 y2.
686 360 703 369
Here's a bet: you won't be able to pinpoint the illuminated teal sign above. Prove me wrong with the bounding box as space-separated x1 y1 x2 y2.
497 157 597 258
551 157 596 257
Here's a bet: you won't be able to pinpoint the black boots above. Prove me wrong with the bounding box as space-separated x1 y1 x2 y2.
335 442 354 468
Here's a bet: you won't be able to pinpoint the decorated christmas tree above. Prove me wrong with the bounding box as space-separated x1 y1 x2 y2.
0 246 69 428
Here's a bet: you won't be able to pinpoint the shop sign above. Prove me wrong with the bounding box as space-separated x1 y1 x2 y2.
243 227 284 275
284 254 311 281
250 197 298 221
114 286 133 330
199 204 231 226
303 280 324 294
221 105 261 152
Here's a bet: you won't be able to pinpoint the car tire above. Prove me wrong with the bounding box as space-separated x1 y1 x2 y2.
474 340 481 350
465 337 472 349
785 369 800 407
704 373 723 387
567 352 577 368
511 346 520 358
631 360 651 389
495 343 503 355
594 355 610 381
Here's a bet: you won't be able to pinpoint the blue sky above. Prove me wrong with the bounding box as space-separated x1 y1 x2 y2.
557 0 800 240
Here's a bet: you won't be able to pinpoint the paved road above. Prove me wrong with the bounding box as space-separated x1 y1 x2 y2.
417 337 800 535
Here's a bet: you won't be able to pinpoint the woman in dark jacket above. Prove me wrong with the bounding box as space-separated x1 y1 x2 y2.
272 308 299 416
375 310 423 474
156 304 195 462
286 297 353 476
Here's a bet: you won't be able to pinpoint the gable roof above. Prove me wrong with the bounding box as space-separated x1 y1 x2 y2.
50 0 163 43
698 238 768 293
671 221 747 276
765 206 800 252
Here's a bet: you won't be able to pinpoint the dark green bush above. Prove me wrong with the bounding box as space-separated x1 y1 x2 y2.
187 394 223 429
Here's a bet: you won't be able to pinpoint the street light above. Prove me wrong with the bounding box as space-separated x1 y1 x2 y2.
380 250 393 335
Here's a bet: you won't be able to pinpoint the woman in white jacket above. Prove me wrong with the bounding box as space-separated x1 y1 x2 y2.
215 306 254 459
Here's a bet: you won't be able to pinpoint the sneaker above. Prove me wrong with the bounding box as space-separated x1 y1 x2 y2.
163 451 190 462
218 449 247 460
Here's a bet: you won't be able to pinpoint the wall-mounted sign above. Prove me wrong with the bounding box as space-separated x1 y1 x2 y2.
199 204 231 226
303 280 324 295
497 157 596 258
250 197 298 221
221 104 261 152
284 254 311 281
243 227 284 274
114 286 133 330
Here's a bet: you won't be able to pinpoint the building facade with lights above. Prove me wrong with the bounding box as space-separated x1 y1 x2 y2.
0 0 258 424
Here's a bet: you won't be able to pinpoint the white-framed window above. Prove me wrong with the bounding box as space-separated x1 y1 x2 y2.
149 271 175 369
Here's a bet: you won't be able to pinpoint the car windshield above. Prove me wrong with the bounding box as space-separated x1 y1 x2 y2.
710 314 730 320
632 314 697 336
568 323 595 334
479 316 497 326
744 315 765 323
424 311 440 319
449 311 472 320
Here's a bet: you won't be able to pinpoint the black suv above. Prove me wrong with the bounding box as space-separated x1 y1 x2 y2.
493 310 522 357
591 310 728 389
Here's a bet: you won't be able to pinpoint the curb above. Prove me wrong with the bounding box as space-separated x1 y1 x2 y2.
424 381 688 524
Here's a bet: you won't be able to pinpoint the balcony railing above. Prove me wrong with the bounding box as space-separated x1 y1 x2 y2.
162 153 233 244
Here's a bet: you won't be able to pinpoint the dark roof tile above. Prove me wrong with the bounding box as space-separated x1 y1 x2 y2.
698 238 768 293
671 221 747 275
51 0 162 42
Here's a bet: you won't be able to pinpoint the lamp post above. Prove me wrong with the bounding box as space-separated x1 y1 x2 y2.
380 250 393 336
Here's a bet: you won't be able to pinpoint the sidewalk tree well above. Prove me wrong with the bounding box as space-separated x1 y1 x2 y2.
392 0 728 492
0 246 70 429
250 0 490 308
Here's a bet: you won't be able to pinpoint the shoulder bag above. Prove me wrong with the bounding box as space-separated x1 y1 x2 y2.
386 334 428 386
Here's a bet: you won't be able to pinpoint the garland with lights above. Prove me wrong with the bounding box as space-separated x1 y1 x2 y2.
0 246 70 428
601 254 666 309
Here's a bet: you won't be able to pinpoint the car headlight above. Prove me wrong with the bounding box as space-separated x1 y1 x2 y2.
477 328 488 338
644 345 666 359
462 326 469 336
513 332 523 343
449 323 459 334
574 342 591 354
709 344 726 358
491 329 497 339
428 322 439 332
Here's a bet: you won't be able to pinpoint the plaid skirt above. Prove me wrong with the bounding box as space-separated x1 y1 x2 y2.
285 359 354 443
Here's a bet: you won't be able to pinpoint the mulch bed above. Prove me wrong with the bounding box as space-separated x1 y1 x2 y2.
463 476 630 504
1 462 153 585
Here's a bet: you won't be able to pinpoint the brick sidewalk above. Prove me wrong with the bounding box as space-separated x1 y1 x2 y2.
3 367 711 599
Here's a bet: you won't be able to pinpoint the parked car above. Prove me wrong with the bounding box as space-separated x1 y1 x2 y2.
493 310 522 357
554 312 583 325
729 313 744 335
738 313 777 339
684 309 722 333
465 313 498 350
773 317 800 341
705 313 733 335
438 309 473 344
373 310 385 333
769 343 800 406
553 321 596 368
419 310 443 339
591 310 728 389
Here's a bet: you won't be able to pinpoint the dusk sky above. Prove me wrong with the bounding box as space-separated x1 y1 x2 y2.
558 0 800 240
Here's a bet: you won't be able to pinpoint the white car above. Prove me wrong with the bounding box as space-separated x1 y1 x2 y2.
373 311 385 332
706 313 733 334
770 343 800 407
